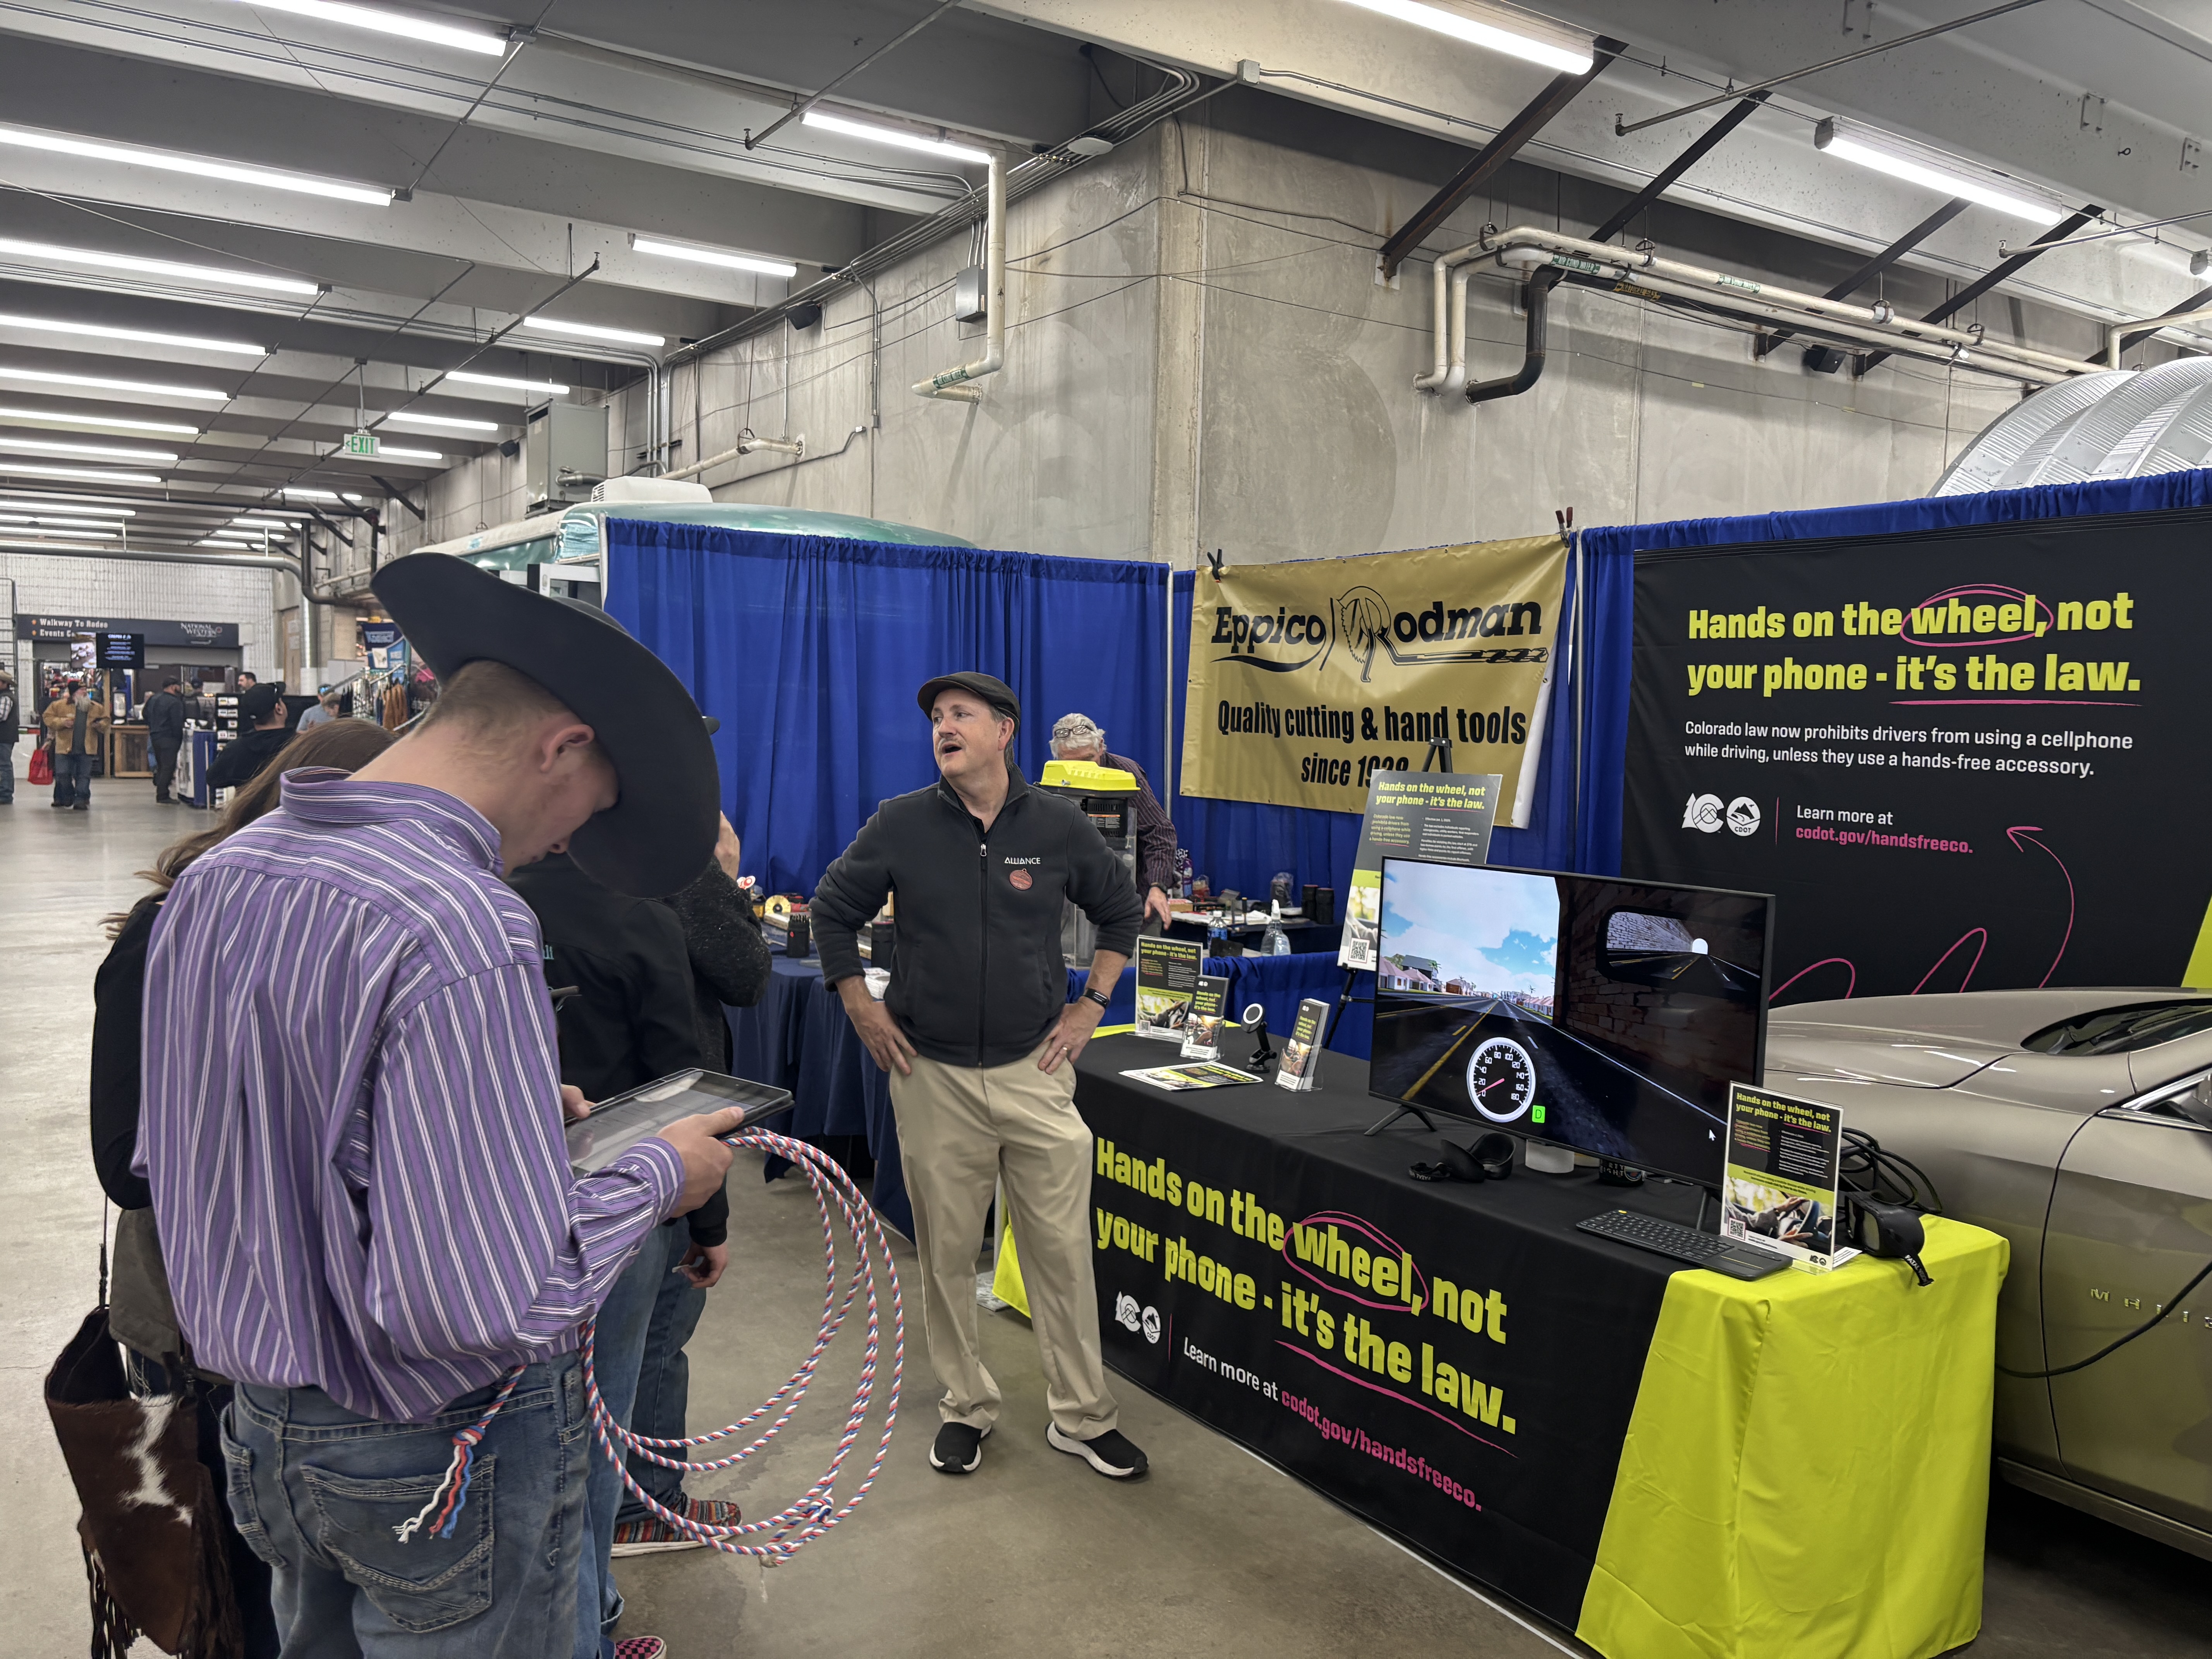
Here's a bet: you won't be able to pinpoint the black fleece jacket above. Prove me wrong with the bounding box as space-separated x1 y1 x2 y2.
510 852 728 1248
812 763 1145 1068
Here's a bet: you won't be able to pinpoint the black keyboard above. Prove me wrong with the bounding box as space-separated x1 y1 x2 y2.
1577 1209 1791 1281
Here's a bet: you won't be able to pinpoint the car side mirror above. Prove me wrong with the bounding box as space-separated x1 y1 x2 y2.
2171 1074 2212 1130
2141 1069 2212 1130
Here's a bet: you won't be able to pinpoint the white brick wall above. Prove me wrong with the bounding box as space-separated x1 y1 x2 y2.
0 552 281 685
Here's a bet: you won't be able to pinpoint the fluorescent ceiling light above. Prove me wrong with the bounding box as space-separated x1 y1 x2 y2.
0 488 137 512
0 511 126 526
211 0 507 55
0 311 267 356
801 110 992 165
0 124 393 206
0 434 178 463
0 237 323 297
199 536 259 546
0 534 130 550
520 315 665 348
445 369 569 395
375 445 443 461
0 405 199 436
0 521 116 538
231 516 292 527
628 234 798 279
0 462 164 483
1814 117 2064 223
281 487 362 501
1335 0 1594 70
0 366 231 401
384 412 499 431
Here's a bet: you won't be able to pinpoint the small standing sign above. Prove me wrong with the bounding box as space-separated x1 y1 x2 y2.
1720 1083 1855 1274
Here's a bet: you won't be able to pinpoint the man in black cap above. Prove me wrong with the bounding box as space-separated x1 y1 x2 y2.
144 676 188 803
813 671 1151 1480
206 683 291 789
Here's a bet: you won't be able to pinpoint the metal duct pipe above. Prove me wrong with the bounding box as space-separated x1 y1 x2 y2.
2105 304 2212 367
1617 266 2072 384
1495 228 2090 378
663 428 807 481
2 543 297 571
1467 272 1555 404
914 156 1006 403
1416 225 2091 398
1413 262 1472 395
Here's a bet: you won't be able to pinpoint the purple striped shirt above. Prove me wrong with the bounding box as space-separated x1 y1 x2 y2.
137 770 683 1422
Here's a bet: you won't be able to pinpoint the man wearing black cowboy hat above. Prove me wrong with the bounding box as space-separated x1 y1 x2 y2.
138 553 750 1658
813 671 1151 1481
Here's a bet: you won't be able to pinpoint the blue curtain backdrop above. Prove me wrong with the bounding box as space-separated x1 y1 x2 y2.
603 465 2212 903
1577 467 2212 874
604 521 1167 895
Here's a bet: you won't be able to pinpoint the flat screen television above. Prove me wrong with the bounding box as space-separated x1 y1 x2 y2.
1367 858 1773 1187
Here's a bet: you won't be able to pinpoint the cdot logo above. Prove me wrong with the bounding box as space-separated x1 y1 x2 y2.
1726 797 1761 837
1113 1293 1162 1344
1681 793 1725 833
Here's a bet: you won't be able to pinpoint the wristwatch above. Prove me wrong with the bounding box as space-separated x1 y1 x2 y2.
1082 988 1111 1010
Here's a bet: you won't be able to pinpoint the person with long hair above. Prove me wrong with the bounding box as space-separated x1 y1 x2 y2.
88 719 396 1659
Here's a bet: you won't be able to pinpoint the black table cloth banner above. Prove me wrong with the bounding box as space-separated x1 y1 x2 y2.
1074 1032 1689 1630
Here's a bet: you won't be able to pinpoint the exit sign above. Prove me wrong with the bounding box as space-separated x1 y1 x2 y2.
343 430 380 457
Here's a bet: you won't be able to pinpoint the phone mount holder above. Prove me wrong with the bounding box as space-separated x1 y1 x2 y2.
1243 1003 1276 1072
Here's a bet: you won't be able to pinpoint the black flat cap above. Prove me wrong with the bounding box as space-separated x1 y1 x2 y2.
917 671 1020 729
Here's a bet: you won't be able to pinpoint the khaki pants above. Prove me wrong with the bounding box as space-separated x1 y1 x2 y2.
890 1039 1116 1439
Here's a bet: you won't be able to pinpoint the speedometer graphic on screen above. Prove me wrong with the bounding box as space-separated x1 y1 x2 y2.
1465 1035 1538 1122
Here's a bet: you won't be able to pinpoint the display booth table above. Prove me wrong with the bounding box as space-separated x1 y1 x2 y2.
1070 1032 2004 1659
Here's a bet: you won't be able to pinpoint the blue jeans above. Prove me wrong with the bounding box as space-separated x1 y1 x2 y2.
0 740 12 801
623 1225 708 1524
577 1222 700 1657
222 1355 592 1658
52 749 91 806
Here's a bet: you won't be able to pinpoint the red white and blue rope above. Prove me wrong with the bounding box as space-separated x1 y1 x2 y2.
393 1127 903 1564
393 1367 526 1542
582 1127 903 1562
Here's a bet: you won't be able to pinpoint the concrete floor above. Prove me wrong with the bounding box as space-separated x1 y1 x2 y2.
2 766 2208 1659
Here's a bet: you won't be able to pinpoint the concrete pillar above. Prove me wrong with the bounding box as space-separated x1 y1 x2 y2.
1148 117 1209 796
1148 117 1208 573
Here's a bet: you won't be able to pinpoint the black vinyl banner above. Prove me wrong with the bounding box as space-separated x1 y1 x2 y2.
1078 1037 1674 1628
1624 509 2212 1000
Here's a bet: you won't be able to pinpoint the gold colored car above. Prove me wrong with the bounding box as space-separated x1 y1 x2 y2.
1769 990 2212 1562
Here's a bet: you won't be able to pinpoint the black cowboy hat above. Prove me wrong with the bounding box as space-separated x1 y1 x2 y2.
370 553 718 896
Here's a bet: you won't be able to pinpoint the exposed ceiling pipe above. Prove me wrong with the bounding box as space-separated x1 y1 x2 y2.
0 543 295 571
914 156 1005 403
2105 304 2212 367
1413 263 1472 395
663 427 807 480
667 64 1206 368
1414 227 2090 401
1467 272 1554 404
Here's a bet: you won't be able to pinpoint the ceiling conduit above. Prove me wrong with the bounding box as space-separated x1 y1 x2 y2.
1415 227 2093 404
913 155 1005 403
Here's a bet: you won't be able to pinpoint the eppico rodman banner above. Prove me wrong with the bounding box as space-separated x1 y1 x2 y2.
1183 536 1568 826
1625 510 2212 1001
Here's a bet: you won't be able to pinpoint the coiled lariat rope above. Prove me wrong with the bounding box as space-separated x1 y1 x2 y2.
397 1128 903 1561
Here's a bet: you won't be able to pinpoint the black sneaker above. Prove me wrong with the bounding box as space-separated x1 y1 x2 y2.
1047 1424 1149 1479
929 1421 990 1475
